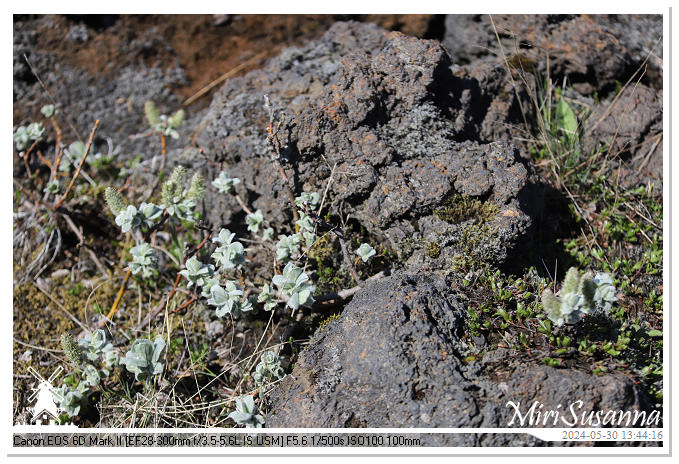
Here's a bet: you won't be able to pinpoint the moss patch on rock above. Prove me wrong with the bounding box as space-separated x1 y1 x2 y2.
434 194 499 224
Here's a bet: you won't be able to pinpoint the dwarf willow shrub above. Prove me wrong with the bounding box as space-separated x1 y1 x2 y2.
252 351 285 387
144 101 184 139
272 262 316 311
228 394 265 428
211 171 240 194
541 267 618 326
122 337 165 382
180 256 215 288
211 229 245 269
356 243 376 263
129 243 158 279
53 383 89 418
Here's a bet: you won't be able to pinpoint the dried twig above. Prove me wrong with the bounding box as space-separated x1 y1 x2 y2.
136 230 212 330
302 204 361 285
182 52 266 107
54 120 100 209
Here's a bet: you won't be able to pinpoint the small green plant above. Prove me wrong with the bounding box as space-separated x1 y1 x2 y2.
122 337 166 382
228 394 265 428
161 166 204 222
276 233 301 262
52 383 89 418
179 256 215 289
129 243 158 279
13 122 44 151
272 262 316 311
356 243 376 263
207 280 252 318
211 229 245 269
257 283 277 312
541 267 617 326
246 209 264 233
211 171 241 194
252 351 285 387
144 101 184 139
78 329 113 362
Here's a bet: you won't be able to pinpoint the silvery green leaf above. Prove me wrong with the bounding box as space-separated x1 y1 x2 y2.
122 337 165 382
252 351 285 387
54 383 88 418
43 180 60 195
129 242 158 278
103 347 119 367
262 227 274 241
257 284 277 311
295 212 314 234
83 364 101 386
246 210 264 233
295 191 320 210
272 262 315 311
201 277 221 298
13 126 30 151
276 234 301 262
115 205 141 233
228 394 265 428
180 256 214 288
138 202 163 228
356 243 376 263
41 104 56 118
27 122 45 141
213 228 236 247
212 171 241 194
212 241 245 269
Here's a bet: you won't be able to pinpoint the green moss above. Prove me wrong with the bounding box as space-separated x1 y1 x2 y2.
317 313 340 334
434 194 498 225
309 234 333 261
426 241 441 259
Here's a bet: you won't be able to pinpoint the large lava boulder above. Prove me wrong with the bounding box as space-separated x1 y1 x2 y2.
266 274 652 446
188 21 540 269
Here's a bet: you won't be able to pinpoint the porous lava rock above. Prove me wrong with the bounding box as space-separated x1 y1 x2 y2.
190 21 540 269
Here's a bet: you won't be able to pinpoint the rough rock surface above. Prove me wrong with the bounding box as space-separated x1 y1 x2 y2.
442 14 662 94
190 21 539 269
584 84 663 188
13 15 199 168
267 274 651 445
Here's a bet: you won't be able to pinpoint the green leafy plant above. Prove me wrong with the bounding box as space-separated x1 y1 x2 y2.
257 283 277 312
276 233 301 262
211 229 245 269
180 256 215 289
53 383 89 418
144 101 185 139
129 242 158 279
252 351 285 387
541 267 617 326
207 281 252 318
246 209 264 233
211 171 241 194
272 262 315 311
356 243 376 263
122 337 166 382
78 329 113 362
228 394 265 428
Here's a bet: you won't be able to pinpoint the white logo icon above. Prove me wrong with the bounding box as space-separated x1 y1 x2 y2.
27 366 64 424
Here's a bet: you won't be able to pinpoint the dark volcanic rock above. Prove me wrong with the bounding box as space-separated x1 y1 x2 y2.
442 14 662 94
584 84 663 188
13 16 201 166
190 21 538 269
267 274 652 445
